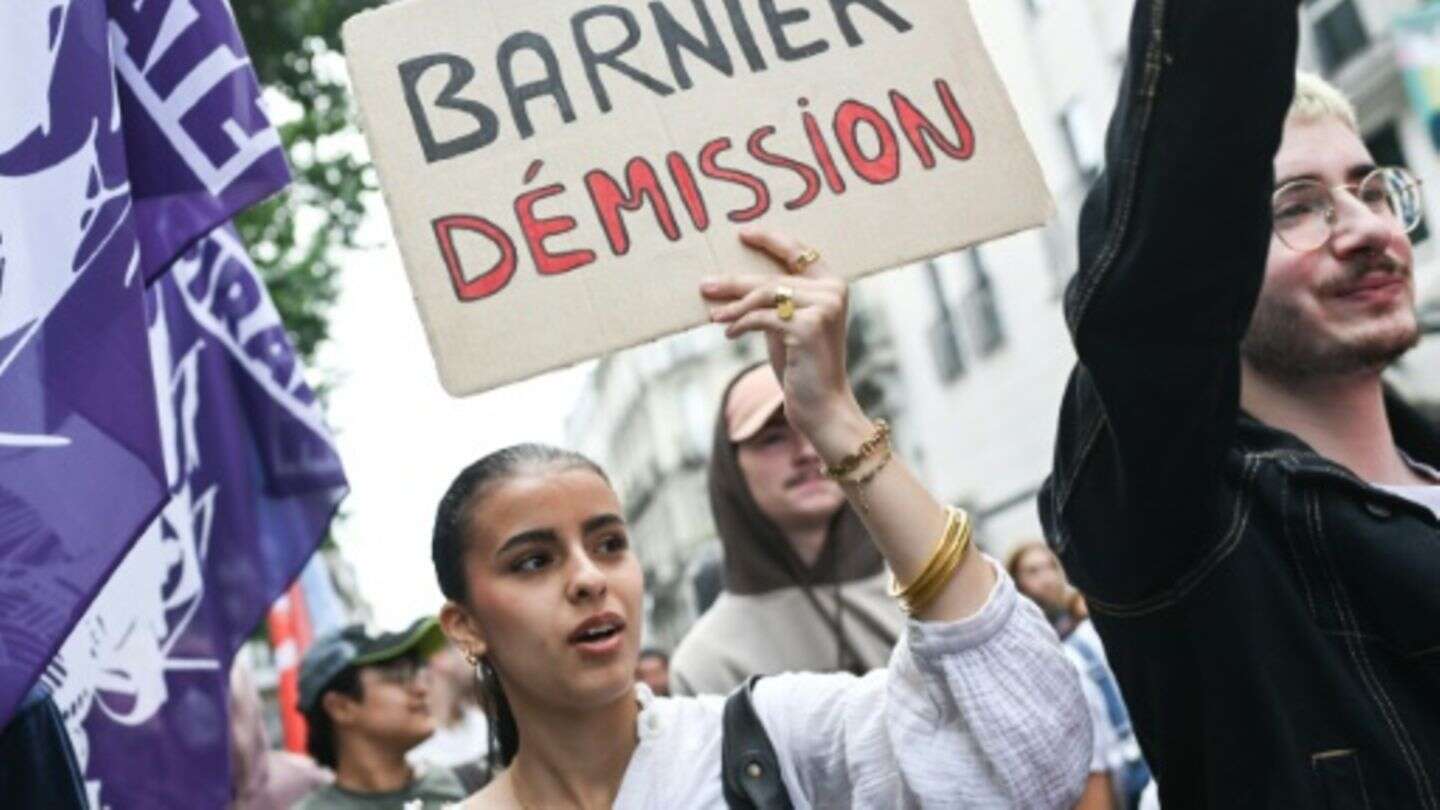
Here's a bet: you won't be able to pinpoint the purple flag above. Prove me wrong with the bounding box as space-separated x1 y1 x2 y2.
0 1 290 729
45 226 347 808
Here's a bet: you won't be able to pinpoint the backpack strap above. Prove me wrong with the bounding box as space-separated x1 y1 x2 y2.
721 676 794 810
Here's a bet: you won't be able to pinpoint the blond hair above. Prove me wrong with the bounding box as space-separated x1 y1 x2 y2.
1288 72 1359 132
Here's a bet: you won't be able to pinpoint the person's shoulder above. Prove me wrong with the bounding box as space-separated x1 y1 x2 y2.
671 594 748 662
455 772 509 809
653 690 726 720
639 693 727 758
675 590 796 653
416 763 470 799
670 604 750 695
290 785 343 810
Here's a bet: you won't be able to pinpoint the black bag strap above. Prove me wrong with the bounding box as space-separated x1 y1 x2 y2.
722 676 794 810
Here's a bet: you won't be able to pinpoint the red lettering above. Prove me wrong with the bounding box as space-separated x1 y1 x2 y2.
801 109 846 194
666 151 710 231
833 100 900 184
514 182 596 275
432 214 518 301
697 137 771 222
746 125 822 210
584 158 681 256
889 80 975 169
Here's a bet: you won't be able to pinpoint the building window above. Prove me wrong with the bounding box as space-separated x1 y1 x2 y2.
923 260 966 383
1307 0 1368 73
678 381 711 462
1365 123 1429 245
1060 100 1103 183
924 251 1006 382
961 250 1006 357
1040 216 1074 294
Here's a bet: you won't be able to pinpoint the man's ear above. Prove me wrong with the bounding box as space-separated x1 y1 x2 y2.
322 687 362 728
439 601 487 661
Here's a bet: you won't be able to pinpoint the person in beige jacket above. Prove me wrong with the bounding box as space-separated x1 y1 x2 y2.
669 363 906 696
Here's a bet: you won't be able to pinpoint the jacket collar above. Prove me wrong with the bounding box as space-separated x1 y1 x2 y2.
1237 387 1440 480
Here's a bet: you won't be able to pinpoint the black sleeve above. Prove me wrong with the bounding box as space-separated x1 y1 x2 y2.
1040 0 1300 604
0 686 90 809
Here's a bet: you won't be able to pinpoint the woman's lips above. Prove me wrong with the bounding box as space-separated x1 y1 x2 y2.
572 631 624 657
568 612 626 657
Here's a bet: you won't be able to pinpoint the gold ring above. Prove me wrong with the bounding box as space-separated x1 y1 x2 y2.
789 248 820 274
774 285 796 321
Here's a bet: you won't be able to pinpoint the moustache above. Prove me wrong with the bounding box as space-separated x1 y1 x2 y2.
1318 253 1408 296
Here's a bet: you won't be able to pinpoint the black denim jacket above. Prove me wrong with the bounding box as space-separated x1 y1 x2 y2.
1038 0 1440 807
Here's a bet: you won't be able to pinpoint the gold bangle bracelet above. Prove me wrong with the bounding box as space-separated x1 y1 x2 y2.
890 507 960 598
891 507 973 614
890 507 972 614
903 518 971 614
902 516 966 610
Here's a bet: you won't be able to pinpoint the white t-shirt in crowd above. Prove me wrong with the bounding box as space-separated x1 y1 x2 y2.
1375 457 1440 520
409 705 489 770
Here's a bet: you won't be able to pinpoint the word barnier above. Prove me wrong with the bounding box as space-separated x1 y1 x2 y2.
400 0 913 162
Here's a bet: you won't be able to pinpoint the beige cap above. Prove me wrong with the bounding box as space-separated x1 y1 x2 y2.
725 365 786 442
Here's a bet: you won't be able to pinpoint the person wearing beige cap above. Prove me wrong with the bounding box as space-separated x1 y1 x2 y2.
668 361 907 697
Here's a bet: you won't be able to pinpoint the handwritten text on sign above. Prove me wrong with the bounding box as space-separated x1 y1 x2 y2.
344 0 1050 395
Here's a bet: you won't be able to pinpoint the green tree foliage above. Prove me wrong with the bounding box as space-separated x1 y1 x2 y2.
234 0 383 362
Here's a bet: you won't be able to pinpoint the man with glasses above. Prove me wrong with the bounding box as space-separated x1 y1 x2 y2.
1040 0 1440 806
296 618 468 809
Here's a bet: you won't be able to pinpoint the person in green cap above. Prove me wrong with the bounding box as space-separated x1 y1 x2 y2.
295 617 468 809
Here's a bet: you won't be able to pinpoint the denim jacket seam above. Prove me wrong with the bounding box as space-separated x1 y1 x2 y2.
1068 0 1169 332
1279 472 1319 622
1254 447 1440 528
1052 399 1108 538
1084 455 1260 618
1306 490 1440 807
1404 643 1440 661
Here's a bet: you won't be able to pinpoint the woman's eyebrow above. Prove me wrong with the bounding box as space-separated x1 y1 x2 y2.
496 529 558 557
582 514 624 534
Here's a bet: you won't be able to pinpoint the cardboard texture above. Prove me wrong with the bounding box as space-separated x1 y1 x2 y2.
343 0 1052 396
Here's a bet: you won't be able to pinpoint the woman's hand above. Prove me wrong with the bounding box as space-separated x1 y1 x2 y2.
700 227 867 455
704 227 997 622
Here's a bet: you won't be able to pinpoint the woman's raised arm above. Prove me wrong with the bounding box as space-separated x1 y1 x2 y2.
701 226 994 622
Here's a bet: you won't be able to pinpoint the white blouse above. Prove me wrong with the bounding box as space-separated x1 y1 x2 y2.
613 558 1091 809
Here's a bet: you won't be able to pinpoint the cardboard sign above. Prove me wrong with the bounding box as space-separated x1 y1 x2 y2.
343 0 1051 396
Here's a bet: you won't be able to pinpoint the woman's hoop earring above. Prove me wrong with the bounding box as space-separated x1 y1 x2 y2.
464 650 481 667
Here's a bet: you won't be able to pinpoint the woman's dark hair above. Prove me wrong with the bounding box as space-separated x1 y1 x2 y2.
431 443 610 770
303 667 364 769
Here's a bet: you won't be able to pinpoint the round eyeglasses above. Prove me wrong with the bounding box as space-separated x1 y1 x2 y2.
1271 166 1425 252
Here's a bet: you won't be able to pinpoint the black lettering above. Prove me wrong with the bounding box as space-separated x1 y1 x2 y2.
498 32 576 139
721 0 768 72
399 53 501 163
759 0 828 61
827 0 912 47
651 0 734 91
572 6 675 113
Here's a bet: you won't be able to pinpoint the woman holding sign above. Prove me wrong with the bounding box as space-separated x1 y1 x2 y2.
431 227 1089 809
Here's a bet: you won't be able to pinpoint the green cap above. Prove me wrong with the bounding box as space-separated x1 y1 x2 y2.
297 617 447 713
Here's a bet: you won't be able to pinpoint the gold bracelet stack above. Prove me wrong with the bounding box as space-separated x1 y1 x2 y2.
819 419 893 512
889 506 973 615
